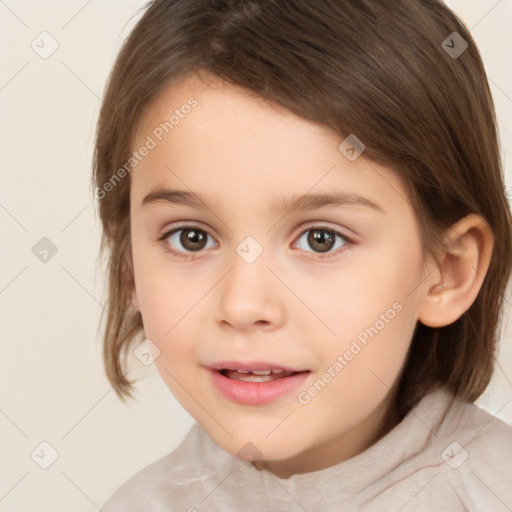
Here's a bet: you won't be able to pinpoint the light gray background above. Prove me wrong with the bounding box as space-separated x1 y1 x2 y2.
0 1 511 510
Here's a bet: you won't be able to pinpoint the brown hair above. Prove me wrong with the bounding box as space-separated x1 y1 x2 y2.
91 0 512 419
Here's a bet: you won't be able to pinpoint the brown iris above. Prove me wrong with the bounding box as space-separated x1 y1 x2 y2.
307 229 336 253
179 229 208 251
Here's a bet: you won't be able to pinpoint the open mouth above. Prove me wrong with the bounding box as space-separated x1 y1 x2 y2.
210 365 311 405
219 368 299 382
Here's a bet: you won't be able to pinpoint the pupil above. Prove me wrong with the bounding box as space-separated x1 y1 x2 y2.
308 229 334 253
181 229 206 251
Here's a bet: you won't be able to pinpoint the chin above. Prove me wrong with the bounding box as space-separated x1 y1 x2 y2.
205 424 305 463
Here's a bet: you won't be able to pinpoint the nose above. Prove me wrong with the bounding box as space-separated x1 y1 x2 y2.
214 251 286 332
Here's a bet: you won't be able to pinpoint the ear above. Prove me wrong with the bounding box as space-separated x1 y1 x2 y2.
417 213 494 328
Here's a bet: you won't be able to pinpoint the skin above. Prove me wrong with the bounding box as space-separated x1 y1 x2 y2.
128 72 494 478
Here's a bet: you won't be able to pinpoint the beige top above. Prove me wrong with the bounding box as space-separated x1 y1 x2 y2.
102 387 512 511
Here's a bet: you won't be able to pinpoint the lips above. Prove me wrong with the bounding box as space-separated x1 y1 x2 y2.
210 360 306 373
208 361 310 405
221 368 297 382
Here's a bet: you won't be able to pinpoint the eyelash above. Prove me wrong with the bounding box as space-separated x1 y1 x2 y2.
157 223 354 261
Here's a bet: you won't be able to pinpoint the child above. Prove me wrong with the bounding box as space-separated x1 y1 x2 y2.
92 0 512 510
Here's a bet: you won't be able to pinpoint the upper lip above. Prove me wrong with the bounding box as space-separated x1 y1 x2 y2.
209 360 308 372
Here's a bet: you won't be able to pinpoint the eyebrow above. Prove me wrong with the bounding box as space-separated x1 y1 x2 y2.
140 187 385 215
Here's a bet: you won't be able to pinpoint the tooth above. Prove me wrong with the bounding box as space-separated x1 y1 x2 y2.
235 369 250 374
251 370 272 375
234 373 274 382
271 369 284 374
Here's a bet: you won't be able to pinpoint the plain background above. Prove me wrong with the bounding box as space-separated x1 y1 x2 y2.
0 1 511 510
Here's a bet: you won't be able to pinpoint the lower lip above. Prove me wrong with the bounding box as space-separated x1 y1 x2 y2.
209 369 310 405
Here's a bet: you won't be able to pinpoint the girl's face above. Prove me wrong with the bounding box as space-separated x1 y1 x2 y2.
129 73 434 476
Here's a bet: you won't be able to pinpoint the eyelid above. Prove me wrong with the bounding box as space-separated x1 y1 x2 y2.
158 219 355 238
158 220 355 259
291 223 354 257
293 220 354 239
158 221 218 240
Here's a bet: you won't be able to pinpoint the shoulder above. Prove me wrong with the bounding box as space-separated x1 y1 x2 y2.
439 391 512 466
101 422 229 512
427 389 512 510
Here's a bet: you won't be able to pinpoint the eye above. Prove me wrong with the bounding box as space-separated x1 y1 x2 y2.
293 226 352 258
158 225 217 259
158 223 353 261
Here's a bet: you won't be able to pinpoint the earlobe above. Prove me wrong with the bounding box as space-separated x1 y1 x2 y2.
417 213 494 328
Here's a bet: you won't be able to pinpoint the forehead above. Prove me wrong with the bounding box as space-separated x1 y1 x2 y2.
135 72 337 149
131 73 412 217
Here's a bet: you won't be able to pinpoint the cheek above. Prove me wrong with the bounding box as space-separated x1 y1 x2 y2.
134 270 194 351
321 301 413 384
311 248 421 384
304 306 415 436
309 269 411 345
